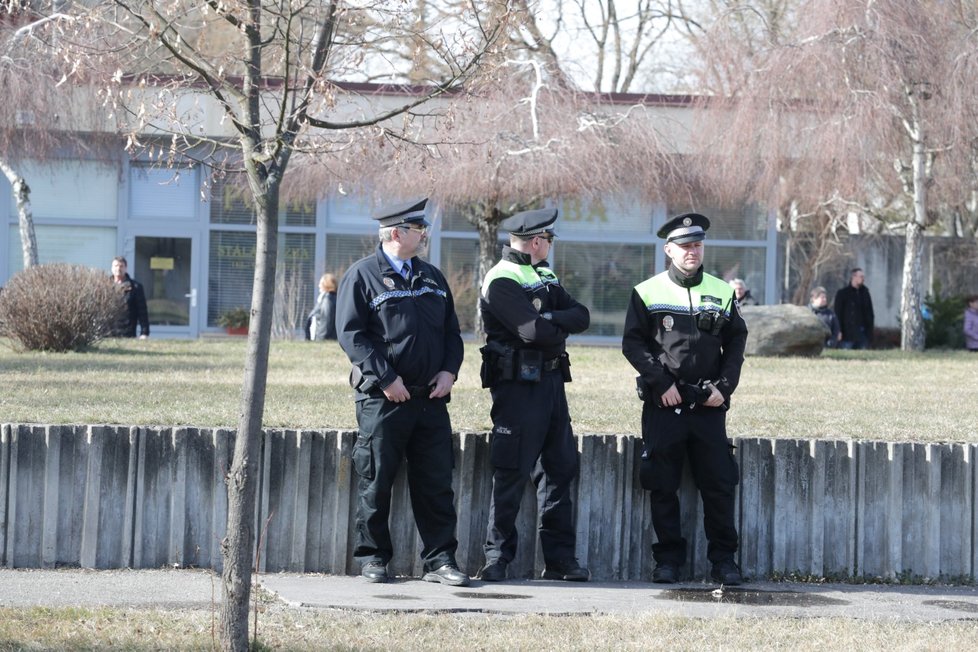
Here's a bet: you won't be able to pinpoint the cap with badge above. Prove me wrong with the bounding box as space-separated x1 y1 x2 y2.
657 213 711 244
500 208 558 238
371 197 431 228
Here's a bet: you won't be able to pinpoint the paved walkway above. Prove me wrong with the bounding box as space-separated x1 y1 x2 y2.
2 568 978 622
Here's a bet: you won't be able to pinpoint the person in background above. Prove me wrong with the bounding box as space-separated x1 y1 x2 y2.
335 197 469 587
964 295 978 352
809 286 840 348
307 272 338 340
729 278 757 306
110 256 149 339
834 268 874 349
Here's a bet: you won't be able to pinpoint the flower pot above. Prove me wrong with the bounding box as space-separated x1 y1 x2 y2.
225 326 248 336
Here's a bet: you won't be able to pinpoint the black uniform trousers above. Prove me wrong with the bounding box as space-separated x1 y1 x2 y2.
352 394 459 573
641 402 739 566
485 371 579 566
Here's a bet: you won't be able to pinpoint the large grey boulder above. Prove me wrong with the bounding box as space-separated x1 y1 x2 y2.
739 304 826 356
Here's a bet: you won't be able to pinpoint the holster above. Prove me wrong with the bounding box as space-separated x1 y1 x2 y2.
349 365 376 394
480 341 516 388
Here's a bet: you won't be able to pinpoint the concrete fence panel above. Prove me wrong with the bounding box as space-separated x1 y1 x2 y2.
0 424 975 583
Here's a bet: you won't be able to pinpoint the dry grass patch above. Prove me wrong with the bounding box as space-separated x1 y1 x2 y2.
0 338 975 443
2 606 977 650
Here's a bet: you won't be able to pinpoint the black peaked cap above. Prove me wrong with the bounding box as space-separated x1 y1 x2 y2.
657 212 710 244
371 197 430 228
500 208 558 237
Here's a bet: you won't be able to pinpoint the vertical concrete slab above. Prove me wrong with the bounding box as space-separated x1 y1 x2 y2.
0 424 11 567
289 430 312 572
938 444 971 579
258 429 297 573
133 427 179 569
900 443 941 580
335 430 357 575
772 439 815 576
121 426 139 568
168 428 188 568
303 430 326 572
738 438 774 580
40 425 62 568
820 440 856 577
80 426 104 568
180 427 220 569
210 428 230 573
574 435 596 577
452 431 480 574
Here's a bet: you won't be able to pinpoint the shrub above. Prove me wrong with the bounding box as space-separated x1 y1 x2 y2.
217 306 250 329
0 263 125 352
924 291 967 349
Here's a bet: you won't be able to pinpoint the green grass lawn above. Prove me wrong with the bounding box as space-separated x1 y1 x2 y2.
2 337 976 443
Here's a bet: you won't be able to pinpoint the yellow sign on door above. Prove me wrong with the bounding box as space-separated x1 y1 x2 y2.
150 256 174 271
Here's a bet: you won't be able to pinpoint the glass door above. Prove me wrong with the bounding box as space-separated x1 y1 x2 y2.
134 235 198 338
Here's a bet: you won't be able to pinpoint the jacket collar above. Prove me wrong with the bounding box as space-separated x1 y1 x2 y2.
501 245 533 266
668 263 703 288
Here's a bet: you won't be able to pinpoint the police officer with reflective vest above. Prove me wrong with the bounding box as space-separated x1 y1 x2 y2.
477 208 591 583
621 213 748 586
336 197 469 587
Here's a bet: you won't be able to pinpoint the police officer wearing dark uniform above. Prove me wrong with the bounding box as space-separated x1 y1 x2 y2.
621 213 748 586
477 208 591 582
336 197 469 587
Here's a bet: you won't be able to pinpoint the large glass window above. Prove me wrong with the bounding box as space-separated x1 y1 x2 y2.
14 160 118 220
130 164 198 221
552 242 658 337
558 196 655 238
209 175 315 226
439 237 482 333
207 231 317 329
208 231 256 324
8 225 116 276
703 246 768 304
667 204 768 241
323 233 379 290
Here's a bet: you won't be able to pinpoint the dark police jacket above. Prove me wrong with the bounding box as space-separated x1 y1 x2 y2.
336 245 463 401
481 246 589 357
622 264 748 404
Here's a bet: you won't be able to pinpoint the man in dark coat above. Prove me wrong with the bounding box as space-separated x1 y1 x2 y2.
833 268 874 349
111 256 149 338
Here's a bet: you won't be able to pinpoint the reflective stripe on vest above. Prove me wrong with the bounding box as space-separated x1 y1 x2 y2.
481 260 561 297
635 272 734 316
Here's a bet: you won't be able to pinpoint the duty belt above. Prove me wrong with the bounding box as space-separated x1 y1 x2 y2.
405 385 434 399
543 357 561 372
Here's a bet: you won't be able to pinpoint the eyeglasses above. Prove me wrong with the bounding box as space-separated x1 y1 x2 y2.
535 234 554 243
399 224 427 234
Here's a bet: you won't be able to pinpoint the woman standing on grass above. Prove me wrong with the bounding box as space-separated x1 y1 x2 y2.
965 295 978 352
308 273 338 340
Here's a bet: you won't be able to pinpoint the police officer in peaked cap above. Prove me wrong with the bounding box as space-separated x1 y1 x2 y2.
335 197 470 587
621 212 749 586
477 207 591 582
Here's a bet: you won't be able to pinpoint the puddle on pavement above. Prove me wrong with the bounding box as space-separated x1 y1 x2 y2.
374 594 422 601
658 587 849 607
922 600 978 613
453 592 532 600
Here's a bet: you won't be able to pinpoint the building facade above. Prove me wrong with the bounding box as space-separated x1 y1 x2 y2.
1 153 778 340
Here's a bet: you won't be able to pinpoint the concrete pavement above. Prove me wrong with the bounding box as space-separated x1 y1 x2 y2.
2 568 978 622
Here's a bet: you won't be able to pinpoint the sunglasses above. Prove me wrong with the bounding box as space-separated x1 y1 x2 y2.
399 224 428 234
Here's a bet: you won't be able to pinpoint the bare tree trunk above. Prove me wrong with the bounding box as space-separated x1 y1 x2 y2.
0 157 39 269
900 105 929 352
474 210 502 337
220 166 281 651
900 218 926 351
